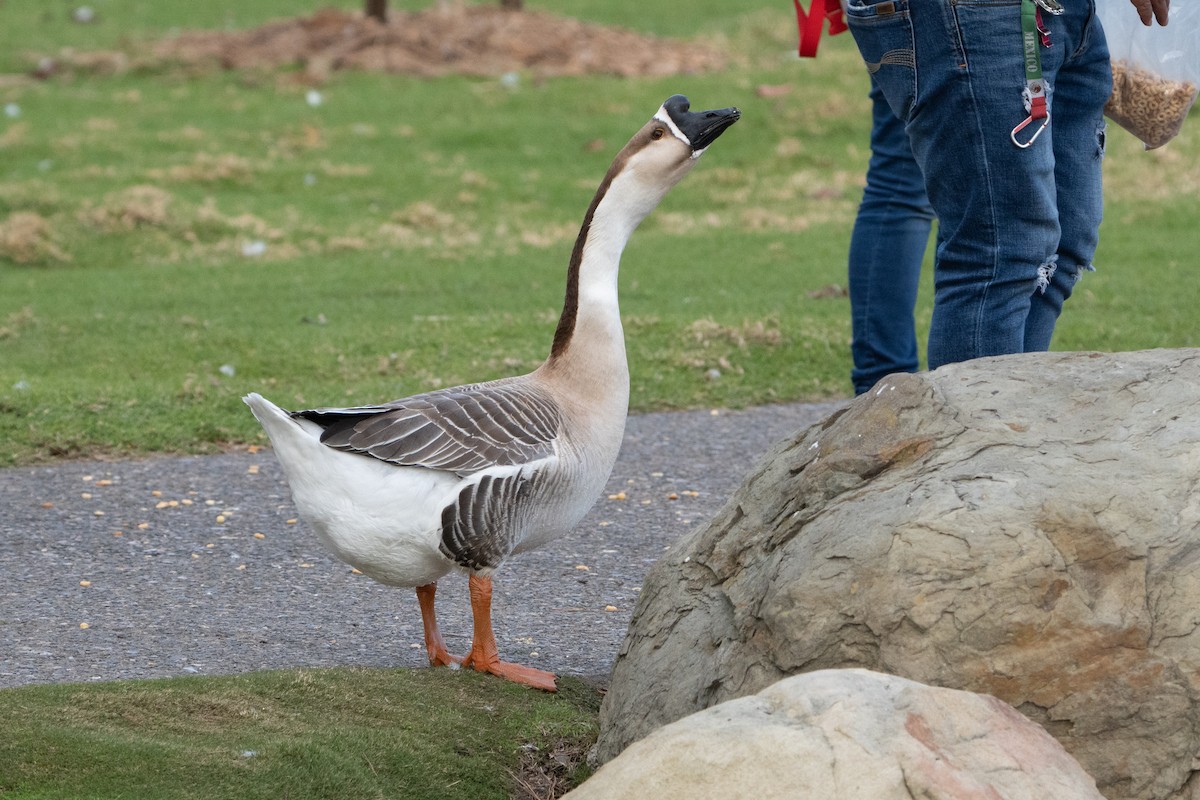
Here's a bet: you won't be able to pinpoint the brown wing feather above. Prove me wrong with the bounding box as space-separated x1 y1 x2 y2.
292 378 562 475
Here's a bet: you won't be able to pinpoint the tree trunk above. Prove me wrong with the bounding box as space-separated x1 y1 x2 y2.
365 0 387 22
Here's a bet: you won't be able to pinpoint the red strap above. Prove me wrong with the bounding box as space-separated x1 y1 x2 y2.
1029 94 1047 120
795 0 848 58
828 0 848 35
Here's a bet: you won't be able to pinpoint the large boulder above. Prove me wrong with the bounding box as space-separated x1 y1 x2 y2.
596 349 1200 799
570 668 1103 799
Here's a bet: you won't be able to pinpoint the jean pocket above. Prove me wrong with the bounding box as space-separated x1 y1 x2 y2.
844 0 918 122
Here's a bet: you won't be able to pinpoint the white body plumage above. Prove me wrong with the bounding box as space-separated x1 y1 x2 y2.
244 378 624 586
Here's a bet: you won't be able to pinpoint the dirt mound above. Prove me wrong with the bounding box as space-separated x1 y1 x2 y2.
42 4 726 82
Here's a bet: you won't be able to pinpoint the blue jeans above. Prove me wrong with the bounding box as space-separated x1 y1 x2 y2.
844 0 1111 370
849 78 934 395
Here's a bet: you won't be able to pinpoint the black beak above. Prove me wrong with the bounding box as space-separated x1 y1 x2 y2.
663 94 740 152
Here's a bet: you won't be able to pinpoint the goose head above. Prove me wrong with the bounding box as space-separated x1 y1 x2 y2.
624 94 740 183
654 94 742 159
598 95 740 228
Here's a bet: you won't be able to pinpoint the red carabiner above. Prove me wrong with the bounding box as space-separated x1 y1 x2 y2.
1011 111 1050 148
1012 87 1049 148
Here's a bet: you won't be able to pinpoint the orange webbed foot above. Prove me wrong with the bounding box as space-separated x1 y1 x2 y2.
461 573 557 692
461 649 558 692
427 644 458 669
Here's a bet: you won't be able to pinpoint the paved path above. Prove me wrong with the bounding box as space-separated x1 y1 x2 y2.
0 401 843 688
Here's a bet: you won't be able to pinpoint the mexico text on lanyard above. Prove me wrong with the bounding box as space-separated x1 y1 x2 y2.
1011 0 1064 148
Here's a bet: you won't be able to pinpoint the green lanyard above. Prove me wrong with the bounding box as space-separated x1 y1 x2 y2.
1011 0 1061 148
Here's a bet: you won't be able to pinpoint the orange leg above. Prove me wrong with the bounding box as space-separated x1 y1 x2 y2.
415 582 457 668
461 574 557 692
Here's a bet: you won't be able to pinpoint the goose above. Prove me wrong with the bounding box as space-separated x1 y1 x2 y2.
243 95 740 692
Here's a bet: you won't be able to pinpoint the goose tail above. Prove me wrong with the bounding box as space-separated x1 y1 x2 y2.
243 392 323 459
243 391 293 432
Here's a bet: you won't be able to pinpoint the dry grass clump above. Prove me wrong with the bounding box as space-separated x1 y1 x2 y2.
147 152 258 183
0 211 71 264
1106 60 1199 149
0 306 37 339
688 318 784 349
378 200 482 251
80 185 175 231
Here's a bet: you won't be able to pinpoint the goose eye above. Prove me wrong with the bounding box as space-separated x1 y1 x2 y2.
651 127 665 140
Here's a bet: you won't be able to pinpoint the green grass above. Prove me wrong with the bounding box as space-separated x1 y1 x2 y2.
0 668 601 799
1 0 1199 467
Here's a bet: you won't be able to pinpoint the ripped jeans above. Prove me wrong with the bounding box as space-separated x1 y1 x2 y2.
843 0 1111 369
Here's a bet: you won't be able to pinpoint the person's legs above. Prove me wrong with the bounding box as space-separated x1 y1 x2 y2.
1024 9 1110 350
848 78 934 395
844 0 1101 371
910 1 1062 368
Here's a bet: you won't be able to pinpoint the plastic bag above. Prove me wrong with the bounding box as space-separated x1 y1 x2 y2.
1097 0 1200 149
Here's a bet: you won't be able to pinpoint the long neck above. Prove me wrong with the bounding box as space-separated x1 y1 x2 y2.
549 167 664 363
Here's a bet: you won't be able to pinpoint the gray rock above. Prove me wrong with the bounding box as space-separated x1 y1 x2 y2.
596 349 1200 800
572 668 1103 799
